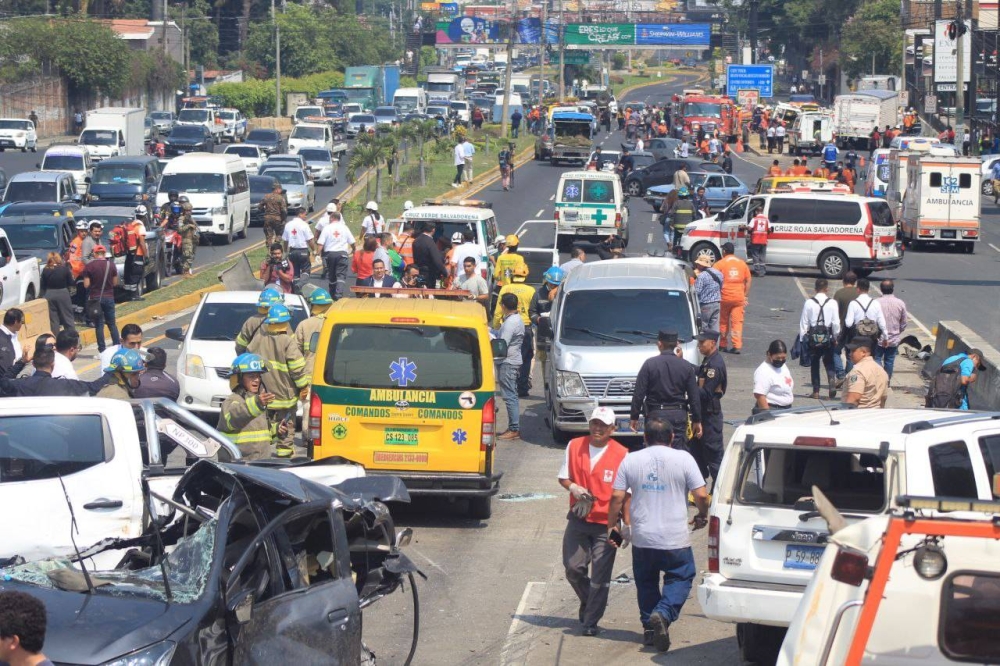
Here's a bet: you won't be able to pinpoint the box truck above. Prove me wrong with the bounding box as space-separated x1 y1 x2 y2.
342 65 401 112
833 90 899 148
79 107 145 162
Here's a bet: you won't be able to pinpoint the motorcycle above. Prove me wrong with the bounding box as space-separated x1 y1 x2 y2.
161 217 183 277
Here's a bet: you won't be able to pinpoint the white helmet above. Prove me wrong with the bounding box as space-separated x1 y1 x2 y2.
403 200 414 211
76 219 89 231
134 204 148 217
366 201 378 212
326 202 338 213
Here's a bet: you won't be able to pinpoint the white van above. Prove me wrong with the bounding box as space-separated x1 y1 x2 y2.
886 144 959 221
287 122 334 154
155 153 249 245
864 148 892 198
38 145 93 194
679 193 902 279
900 154 981 252
554 170 630 250
393 87 426 114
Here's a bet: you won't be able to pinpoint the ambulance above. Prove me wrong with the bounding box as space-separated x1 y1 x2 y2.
679 192 902 279
554 170 629 250
899 154 981 253
864 148 892 197
885 144 956 222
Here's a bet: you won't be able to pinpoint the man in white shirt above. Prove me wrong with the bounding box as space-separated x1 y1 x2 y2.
844 276 887 345
54 329 81 379
313 202 338 239
462 138 476 183
317 211 356 300
799 278 841 399
452 140 465 187
451 229 481 276
282 208 316 280
99 323 144 370
678 141 689 158
774 122 786 154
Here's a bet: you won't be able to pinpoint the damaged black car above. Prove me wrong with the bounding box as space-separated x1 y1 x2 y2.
0 461 422 665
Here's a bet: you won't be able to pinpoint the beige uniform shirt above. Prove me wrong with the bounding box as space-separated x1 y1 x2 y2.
845 356 889 408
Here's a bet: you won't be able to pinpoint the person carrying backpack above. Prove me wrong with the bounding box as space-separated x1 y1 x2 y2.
123 205 149 301
798 278 841 400
844 277 886 345
927 349 986 410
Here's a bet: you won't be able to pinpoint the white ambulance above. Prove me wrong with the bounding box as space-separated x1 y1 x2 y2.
899 154 981 253
679 192 902 279
554 170 630 251
886 144 959 222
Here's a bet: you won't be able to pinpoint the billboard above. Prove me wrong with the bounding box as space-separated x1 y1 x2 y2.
933 18 971 85
564 23 634 46
517 17 559 45
436 16 502 45
635 23 710 46
726 64 774 98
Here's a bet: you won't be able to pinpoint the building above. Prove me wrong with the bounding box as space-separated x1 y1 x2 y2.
104 19 184 65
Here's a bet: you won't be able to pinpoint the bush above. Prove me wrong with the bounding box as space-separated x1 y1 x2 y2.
609 74 625 85
613 53 627 70
211 70 346 117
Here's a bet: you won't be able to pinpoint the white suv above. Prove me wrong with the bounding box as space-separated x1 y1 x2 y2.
698 406 1000 664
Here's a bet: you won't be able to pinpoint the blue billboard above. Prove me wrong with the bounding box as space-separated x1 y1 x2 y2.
517 17 559 45
726 64 774 98
635 23 710 47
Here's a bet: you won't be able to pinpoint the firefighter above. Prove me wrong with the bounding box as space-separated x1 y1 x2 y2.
235 287 283 354
295 287 333 382
217 352 288 460
97 348 145 400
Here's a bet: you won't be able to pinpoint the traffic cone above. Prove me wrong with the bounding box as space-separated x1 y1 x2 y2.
736 135 744 153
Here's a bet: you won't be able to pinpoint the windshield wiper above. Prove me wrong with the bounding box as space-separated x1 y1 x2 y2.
614 329 658 340
798 510 872 522
565 326 633 344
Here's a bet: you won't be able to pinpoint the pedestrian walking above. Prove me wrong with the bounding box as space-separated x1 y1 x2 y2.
692 331 727 487
40 252 75 333
510 108 522 138
81 245 119 354
753 340 794 412
217 353 288 461
0 590 56 666
832 272 859 383
606 415 709 652
282 209 315 281
462 136 476 183
844 277 886 346
131 347 180 401
97 348 145 400
360 201 384 238
843 338 889 408
558 406 628 637
493 292 524 440
413 220 448 287
316 212 356 300
799 278 841 399
261 182 288 247
692 256 722 332
714 243 751 354
630 330 702 453
874 279 907 381
747 206 770 276
766 124 776 153
822 140 838 171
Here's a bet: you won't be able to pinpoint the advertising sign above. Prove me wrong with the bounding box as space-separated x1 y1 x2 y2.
436 16 502 45
635 23 710 46
737 89 759 111
563 51 591 65
439 2 458 15
725 64 774 98
564 23 634 47
517 17 560 44
933 18 971 84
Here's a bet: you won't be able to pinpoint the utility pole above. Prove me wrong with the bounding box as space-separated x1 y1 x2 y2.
273 0 282 117
538 0 548 105
820 47 824 101
748 0 758 65
956 0 965 134
559 0 565 102
162 0 169 55
500 0 516 139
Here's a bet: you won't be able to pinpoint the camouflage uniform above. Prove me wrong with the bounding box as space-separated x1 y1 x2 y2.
261 190 287 247
178 204 199 273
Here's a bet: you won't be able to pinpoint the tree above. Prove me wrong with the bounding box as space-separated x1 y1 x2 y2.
346 132 394 201
408 119 438 187
840 0 903 80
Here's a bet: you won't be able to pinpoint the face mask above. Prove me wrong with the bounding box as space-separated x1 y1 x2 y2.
770 358 786 368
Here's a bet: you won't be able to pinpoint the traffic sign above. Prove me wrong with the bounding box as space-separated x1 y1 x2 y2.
563 51 590 65
725 64 774 98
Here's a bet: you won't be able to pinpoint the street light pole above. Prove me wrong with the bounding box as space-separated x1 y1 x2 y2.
559 0 565 102
273 0 282 117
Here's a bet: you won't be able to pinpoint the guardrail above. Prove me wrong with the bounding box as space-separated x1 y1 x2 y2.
923 320 1000 410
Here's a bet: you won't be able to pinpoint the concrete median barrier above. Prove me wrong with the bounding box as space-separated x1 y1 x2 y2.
923 320 1000 410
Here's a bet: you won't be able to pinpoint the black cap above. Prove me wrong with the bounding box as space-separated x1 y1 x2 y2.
846 338 874 352
697 330 720 342
970 348 988 370
721 241 735 255
658 330 678 344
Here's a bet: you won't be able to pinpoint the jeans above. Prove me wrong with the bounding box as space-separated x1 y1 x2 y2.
874 345 898 379
498 362 520 431
810 346 836 393
511 124 519 138
94 296 120 352
454 164 464 184
632 546 696 627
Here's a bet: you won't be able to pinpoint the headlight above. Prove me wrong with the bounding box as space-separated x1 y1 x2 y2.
15 131 24 138
913 543 947 580
134 194 143 200
89 194 100 201
101 641 176 666
211 206 226 215
184 354 206 379
556 371 587 398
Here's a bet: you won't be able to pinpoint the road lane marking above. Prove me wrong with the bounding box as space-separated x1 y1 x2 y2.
535 208 544 217
500 581 546 666
990 243 1000 253
409 547 448 576
549 194 555 201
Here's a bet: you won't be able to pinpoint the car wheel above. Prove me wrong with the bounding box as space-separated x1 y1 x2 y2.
691 242 720 265
548 404 571 445
963 241 975 254
145 256 163 291
983 179 994 196
30 144 36 153
237 215 248 239
818 248 849 279
20 146 26 153
469 496 492 519
737 623 785 665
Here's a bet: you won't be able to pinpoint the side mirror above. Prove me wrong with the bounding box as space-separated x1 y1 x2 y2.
165 327 186 342
536 316 553 339
84 176 91 184
490 338 508 359
227 186 237 195
0 256 8 268
228 589 255 625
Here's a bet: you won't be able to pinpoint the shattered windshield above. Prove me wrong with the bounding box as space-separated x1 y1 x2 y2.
1 518 217 603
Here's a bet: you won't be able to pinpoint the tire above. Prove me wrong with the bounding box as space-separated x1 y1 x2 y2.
818 249 849 279
30 144 36 153
20 146 26 153
24 285 35 302
549 405 571 445
237 215 248 239
962 241 975 254
982 180 994 196
691 242 720 265
145 256 163 291
469 495 492 519
625 179 642 196
737 623 785 665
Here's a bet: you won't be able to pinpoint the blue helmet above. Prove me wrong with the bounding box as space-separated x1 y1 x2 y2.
308 288 333 305
170 202 182 214
257 287 282 309
105 348 145 374
543 266 566 286
265 303 291 324
231 353 268 375
678 186 690 197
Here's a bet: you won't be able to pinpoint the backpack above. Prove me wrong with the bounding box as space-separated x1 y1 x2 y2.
806 297 834 350
925 360 965 408
125 221 141 252
853 299 881 339
109 224 128 257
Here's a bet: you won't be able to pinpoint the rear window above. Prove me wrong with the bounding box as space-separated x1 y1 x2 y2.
42 155 84 171
928 441 978 499
4 181 56 203
323 324 481 390
192 302 307 341
737 447 886 512
0 414 106 482
560 179 582 203
940 572 1000 661
584 179 616 204
868 201 895 227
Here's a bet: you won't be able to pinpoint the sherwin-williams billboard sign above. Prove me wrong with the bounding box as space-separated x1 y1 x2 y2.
635 24 710 46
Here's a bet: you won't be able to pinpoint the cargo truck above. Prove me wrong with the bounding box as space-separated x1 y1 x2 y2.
833 90 899 148
341 65 401 112
78 107 144 162
425 69 461 101
900 154 981 253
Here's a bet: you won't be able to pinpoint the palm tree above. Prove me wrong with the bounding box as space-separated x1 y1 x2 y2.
346 132 394 202
408 119 439 187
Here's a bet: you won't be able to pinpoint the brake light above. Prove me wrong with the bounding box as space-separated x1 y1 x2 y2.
481 267 488 280
309 391 322 448
708 516 720 572
390 317 420 323
830 548 868 587
481 396 495 450
615 212 622 228
554 210 559 220
864 218 874 257
793 436 837 447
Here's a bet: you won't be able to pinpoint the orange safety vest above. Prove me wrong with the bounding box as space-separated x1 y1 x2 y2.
567 436 628 525
68 236 85 278
768 166 783 176
127 221 145 256
396 232 415 266
749 214 770 245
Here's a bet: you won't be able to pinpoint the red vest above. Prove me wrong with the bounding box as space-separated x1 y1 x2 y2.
749 214 770 245
567 437 628 525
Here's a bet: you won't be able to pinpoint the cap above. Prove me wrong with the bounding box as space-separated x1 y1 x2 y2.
697 330 720 342
693 255 713 268
846 338 874 352
658 330 678 344
451 231 464 244
326 202 337 213
145 347 167 370
93 244 107 253
970 348 988 370
589 406 616 426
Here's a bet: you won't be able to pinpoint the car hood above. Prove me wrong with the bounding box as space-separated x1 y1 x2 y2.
15 248 48 264
166 136 206 145
185 340 237 368
555 340 701 370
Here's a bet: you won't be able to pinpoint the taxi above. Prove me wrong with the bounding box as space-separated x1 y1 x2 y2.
755 175 831 194
308 298 505 519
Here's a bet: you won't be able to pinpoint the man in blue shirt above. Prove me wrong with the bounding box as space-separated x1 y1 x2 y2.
940 349 986 409
692 255 723 332
991 160 1000 205
822 141 839 171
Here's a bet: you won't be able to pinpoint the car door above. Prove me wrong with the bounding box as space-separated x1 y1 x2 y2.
643 160 676 189
0 235 19 307
704 174 726 209
227 503 362 664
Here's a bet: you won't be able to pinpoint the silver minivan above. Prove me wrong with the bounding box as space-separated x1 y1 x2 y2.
538 257 701 442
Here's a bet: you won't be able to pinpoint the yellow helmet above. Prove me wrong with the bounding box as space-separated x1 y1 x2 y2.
504 233 520 248
512 264 529 281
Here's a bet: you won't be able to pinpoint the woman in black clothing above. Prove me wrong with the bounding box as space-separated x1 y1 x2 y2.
41 252 76 333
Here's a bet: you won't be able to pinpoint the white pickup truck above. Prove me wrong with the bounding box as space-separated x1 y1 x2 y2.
176 107 225 142
0 397 366 568
0 227 41 305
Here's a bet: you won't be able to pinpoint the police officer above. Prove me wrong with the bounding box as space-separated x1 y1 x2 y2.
492 264 535 397
692 331 727 488
629 330 702 452
261 182 288 248
177 195 199 275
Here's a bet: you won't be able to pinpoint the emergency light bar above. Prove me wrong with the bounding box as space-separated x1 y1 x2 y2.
896 495 1000 514
421 199 493 209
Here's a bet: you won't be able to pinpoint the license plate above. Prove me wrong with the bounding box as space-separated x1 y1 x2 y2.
941 230 956 239
384 427 418 446
563 211 579 221
615 417 642 433
373 451 427 464
784 544 825 570
0 140 12 146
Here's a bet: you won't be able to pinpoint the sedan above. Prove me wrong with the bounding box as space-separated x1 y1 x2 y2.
298 148 337 185
622 158 725 197
644 172 750 212
981 154 999 195
260 167 314 212
163 125 214 156
646 137 684 162
347 114 376 137
244 128 284 156
260 154 308 175
373 106 398 127
223 144 265 175
149 111 176 133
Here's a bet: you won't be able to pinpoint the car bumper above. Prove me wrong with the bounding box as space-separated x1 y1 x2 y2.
849 257 902 272
697 573 805 627
365 469 502 497
309 168 335 181
0 137 28 148
552 397 640 434
191 212 230 235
